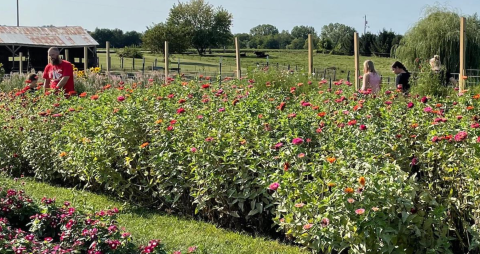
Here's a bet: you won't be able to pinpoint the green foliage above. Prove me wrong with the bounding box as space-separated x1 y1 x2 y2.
143 22 190 55
320 23 357 55
117 46 144 58
90 28 142 48
250 24 279 37
168 0 233 55
291 26 317 40
373 29 397 56
2 71 480 253
395 6 480 72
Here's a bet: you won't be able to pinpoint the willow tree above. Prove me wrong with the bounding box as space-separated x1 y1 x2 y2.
394 6 480 72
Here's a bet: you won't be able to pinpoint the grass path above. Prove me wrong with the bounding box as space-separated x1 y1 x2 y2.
0 177 308 254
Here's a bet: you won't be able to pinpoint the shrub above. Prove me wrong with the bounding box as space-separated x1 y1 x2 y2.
117 47 144 58
1 70 480 253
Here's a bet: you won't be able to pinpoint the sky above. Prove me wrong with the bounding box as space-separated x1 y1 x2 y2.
0 0 479 35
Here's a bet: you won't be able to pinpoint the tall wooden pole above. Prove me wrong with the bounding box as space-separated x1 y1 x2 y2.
308 34 314 75
65 49 69 62
354 32 360 91
19 52 23 73
235 37 241 79
459 17 466 92
165 41 169 83
84 47 88 71
106 41 110 73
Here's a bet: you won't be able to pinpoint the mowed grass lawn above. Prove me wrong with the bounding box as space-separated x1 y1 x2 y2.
97 49 397 80
0 177 308 254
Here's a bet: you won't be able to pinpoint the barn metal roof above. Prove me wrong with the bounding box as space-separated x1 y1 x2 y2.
0 26 99 47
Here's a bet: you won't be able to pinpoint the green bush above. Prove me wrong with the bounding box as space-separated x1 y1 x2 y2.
1 72 480 253
117 46 144 58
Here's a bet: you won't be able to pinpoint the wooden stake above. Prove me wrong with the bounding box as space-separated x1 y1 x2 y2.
235 37 241 79
165 41 169 82
308 34 313 75
460 17 466 92
84 47 88 71
106 41 111 73
354 32 360 91
19 52 23 73
65 49 69 62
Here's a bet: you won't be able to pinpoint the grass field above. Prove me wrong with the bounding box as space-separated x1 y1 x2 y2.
96 49 398 81
0 176 307 254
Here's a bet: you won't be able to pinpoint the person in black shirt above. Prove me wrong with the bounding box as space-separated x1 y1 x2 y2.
392 61 411 94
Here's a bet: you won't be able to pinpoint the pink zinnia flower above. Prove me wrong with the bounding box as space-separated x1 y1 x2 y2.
321 218 330 227
355 208 365 215
218 108 225 112
176 108 186 114
292 138 304 145
269 182 280 191
190 147 197 153
423 107 432 113
455 131 468 142
359 124 367 130
274 142 283 149
407 102 414 108
421 96 428 103
117 96 125 102
385 101 392 105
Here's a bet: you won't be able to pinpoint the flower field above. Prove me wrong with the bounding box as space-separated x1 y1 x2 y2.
0 186 168 253
1 70 480 253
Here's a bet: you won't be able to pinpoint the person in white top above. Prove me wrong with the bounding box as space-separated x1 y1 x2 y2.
361 60 382 94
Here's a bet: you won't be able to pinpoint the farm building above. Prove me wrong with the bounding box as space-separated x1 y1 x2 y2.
0 26 99 73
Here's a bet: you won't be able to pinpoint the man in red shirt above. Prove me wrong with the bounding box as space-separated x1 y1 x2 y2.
43 47 75 93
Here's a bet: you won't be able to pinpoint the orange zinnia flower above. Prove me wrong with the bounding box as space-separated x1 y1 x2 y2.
59 152 67 157
467 106 474 110
318 112 326 117
327 182 336 187
79 92 87 98
473 94 480 100
344 187 354 194
90 95 99 100
359 177 366 186
411 123 419 128
155 119 163 124
327 157 336 163
435 103 442 108
140 142 149 148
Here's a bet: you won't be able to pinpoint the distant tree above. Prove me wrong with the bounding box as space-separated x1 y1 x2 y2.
90 28 115 48
286 38 305 49
142 23 190 55
291 25 316 40
317 37 333 52
250 24 279 37
360 32 377 55
234 33 251 48
263 35 280 49
396 6 480 72
276 30 293 49
373 29 396 56
123 31 143 47
167 0 233 55
320 23 357 55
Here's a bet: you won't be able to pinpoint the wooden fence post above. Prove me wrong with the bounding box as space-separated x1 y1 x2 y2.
165 41 169 82
308 34 314 75
235 37 241 79
106 41 110 73
354 32 360 90
460 17 466 92
84 47 88 71
19 52 23 73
